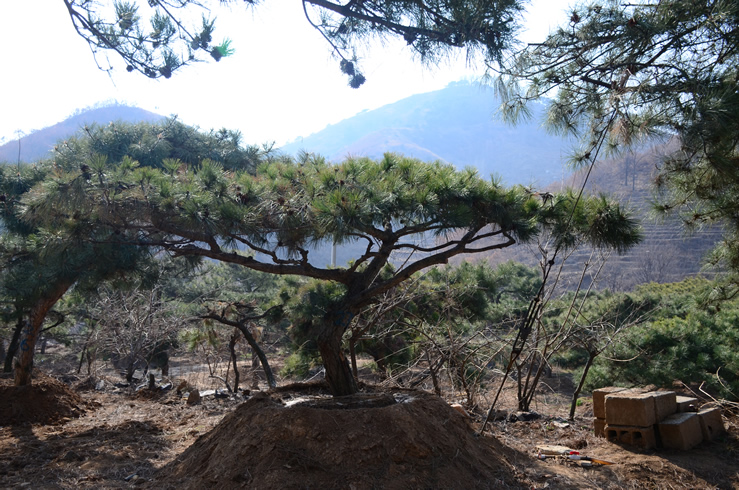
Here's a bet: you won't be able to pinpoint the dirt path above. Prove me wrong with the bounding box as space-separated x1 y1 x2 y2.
1 372 737 489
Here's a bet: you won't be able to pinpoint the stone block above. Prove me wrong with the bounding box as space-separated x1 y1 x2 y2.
697 407 725 441
647 391 677 421
605 424 657 449
658 412 703 450
605 392 657 427
675 396 699 413
593 387 627 419
593 418 606 438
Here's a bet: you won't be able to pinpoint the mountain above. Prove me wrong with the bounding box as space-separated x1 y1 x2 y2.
478 144 725 290
281 81 572 187
0 105 166 164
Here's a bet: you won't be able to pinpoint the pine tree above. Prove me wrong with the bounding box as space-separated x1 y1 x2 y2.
1 119 266 386
62 0 527 86
494 0 739 285
22 124 641 395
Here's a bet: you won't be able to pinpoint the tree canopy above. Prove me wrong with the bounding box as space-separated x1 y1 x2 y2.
494 0 739 284
63 0 527 86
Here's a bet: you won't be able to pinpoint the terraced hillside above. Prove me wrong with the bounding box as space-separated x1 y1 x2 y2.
489 145 725 291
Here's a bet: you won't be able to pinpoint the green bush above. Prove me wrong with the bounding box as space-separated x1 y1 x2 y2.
583 308 739 399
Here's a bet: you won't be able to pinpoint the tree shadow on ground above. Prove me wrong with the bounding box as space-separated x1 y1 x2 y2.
1 420 167 488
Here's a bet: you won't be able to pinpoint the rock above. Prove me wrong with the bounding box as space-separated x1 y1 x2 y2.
61 451 84 462
176 379 189 394
450 403 469 417
187 389 201 405
507 411 542 422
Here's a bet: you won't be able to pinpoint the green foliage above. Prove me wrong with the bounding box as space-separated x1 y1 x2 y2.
65 1 528 85
66 0 231 79
581 277 739 400
281 349 321 379
285 280 348 349
52 119 268 173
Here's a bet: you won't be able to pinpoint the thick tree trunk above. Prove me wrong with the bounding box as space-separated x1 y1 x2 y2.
14 280 74 387
316 317 357 396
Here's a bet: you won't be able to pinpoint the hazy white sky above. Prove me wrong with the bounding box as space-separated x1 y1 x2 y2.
0 1 574 147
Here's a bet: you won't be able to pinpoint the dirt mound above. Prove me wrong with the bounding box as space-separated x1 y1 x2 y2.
0 372 96 425
152 390 529 489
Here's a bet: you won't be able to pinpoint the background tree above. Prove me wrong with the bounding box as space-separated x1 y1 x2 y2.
21 124 641 395
582 278 739 401
92 283 182 383
1 119 266 386
482 191 642 417
494 0 739 287
63 0 528 86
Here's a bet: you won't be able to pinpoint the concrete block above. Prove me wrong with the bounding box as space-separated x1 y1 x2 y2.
593 387 627 419
658 412 703 450
605 392 657 427
675 396 699 413
593 418 606 438
605 424 657 449
697 407 725 441
647 391 677 421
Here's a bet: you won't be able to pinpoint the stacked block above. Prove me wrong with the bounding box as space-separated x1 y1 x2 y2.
605 425 657 449
658 413 702 450
675 395 699 413
593 387 726 451
697 407 726 441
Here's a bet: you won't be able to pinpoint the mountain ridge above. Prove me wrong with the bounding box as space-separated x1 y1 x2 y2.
0 105 166 164
281 81 572 187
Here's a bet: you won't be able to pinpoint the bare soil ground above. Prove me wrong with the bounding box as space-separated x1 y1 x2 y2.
1 359 737 489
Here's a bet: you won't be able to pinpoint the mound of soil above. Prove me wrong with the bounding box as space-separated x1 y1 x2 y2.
152 390 529 489
0 372 96 425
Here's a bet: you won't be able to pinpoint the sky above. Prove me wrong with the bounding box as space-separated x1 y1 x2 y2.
0 0 574 148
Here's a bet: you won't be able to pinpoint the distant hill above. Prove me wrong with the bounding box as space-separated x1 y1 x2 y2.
479 144 725 290
0 105 166 164
565 145 724 289
281 81 572 187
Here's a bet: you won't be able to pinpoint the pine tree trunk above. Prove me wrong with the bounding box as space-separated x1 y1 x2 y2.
234 322 276 389
3 318 24 373
316 317 357 396
14 280 74 387
228 330 240 393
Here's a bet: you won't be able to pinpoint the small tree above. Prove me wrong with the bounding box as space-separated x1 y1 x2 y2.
93 284 182 383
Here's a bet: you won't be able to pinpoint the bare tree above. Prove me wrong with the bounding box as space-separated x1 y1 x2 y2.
93 285 183 383
201 301 278 390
